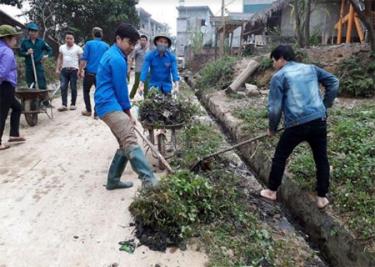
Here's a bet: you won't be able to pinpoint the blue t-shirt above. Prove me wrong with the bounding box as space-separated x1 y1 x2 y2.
94 44 131 118
81 38 109 74
140 49 180 94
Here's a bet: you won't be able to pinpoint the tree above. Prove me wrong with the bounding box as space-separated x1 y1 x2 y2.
26 0 58 40
54 0 139 43
291 0 315 48
0 0 22 8
349 0 375 51
24 0 139 43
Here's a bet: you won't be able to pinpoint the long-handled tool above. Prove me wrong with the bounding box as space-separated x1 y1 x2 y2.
30 53 39 90
134 126 175 173
190 128 284 172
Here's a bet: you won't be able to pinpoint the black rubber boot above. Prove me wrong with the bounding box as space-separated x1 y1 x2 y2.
106 149 133 190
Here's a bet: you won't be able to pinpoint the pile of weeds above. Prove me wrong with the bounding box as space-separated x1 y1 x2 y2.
336 52 375 98
138 90 198 126
195 56 237 92
129 122 317 265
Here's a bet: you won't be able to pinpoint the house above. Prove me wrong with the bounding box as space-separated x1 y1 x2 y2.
242 0 344 46
176 5 215 57
243 0 274 13
137 8 169 40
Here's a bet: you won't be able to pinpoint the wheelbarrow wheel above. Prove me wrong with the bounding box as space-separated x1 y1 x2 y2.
157 133 167 170
25 113 38 127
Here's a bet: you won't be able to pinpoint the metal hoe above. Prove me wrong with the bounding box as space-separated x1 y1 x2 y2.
190 128 284 172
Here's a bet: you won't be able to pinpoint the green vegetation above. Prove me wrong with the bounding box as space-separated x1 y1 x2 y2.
337 53 375 97
289 105 375 242
258 57 273 72
129 122 310 266
16 57 57 87
195 56 237 92
235 103 375 244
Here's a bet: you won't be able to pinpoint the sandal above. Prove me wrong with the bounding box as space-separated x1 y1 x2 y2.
8 137 26 143
0 144 10 150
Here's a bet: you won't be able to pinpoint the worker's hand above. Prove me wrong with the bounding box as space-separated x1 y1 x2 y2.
55 69 61 75
174 81 180 94
268 129 275 137
27 48 34 55
41 55 48 62
138 82 145 95
79 70 85 79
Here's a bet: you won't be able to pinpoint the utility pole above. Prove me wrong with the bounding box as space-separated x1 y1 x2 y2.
219 0 225 56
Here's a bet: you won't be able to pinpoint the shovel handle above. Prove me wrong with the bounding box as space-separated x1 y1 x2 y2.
31 55 39 90
134 126 174 173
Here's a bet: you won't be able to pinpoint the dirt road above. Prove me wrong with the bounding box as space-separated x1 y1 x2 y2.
0 90 207 267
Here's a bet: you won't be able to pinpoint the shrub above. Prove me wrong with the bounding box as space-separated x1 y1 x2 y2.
337 54 375 98
196 56 237 91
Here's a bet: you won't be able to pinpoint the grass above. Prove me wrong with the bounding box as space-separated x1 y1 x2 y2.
234 103 375 245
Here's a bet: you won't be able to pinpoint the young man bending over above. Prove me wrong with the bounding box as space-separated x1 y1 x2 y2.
95 23 157 190
260 45 339 209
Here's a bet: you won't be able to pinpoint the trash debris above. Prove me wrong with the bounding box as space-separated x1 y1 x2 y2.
119 239 136 254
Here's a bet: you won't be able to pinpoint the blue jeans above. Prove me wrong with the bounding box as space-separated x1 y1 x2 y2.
60 68 78 106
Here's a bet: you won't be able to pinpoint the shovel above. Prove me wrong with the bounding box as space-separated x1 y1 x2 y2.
190 128 284 172
30 53 39 90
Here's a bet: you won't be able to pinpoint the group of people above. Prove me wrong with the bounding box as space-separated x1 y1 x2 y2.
0 22 180 189
0 21 339 208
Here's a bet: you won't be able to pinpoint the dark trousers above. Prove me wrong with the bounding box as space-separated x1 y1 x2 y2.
60 68 78 106
0 82 22 145
83 71 96 113
129 72 149 99
268 118 330 197
26 63 47 89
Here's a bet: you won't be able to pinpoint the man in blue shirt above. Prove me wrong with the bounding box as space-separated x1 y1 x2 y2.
95 23 157 190
260 45 339 209
139 34 180 95
80 27 109 118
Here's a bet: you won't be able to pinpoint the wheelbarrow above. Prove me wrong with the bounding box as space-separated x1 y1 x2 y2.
15 52 59 126
140 121 184 170
15 88 59 126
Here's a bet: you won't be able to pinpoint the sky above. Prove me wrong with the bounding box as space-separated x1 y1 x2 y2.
137 0 244 35
1 0 244 35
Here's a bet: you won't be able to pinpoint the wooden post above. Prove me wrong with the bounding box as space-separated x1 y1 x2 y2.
354 16 365 43
346 4 355 43
337 0 345 44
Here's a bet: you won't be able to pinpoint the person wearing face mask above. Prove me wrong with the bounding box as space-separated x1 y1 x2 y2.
94 23 158 190
139 34 180 96
0 25 26 150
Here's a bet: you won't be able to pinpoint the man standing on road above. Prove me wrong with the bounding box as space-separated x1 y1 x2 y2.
56 32 83 112
79 27 109 118
95 23 157 190
260 45 339 209
129 34 148 99
0 25 26 151
139 34 179 96
19 22 52 90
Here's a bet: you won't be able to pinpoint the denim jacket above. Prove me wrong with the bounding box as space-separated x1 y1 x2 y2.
268 61 339 132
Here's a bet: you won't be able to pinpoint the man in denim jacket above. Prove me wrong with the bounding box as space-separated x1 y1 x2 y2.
260 45 339 209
